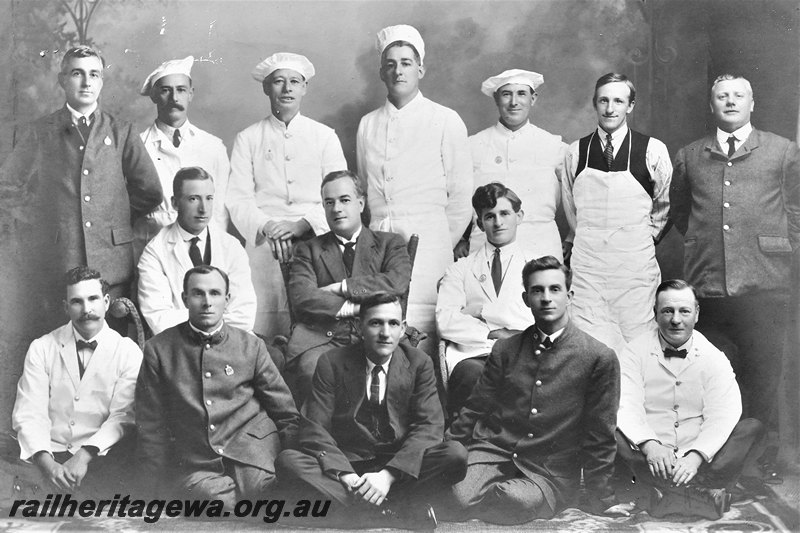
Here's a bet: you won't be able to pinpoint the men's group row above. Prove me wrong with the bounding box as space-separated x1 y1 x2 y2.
3 20 797 526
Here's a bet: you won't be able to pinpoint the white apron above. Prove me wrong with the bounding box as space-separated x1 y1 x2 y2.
570 132 660 353
370 204 452 335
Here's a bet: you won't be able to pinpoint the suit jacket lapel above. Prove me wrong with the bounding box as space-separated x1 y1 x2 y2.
386 346 411 427
167 224 194 274
471 248 496 301
352 227 377 276
57 326 81 390
320 232 347 282
343 350 367 413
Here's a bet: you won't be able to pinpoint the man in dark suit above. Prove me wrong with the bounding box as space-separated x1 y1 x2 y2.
670 74 800 431
277 292 467 529
285 170 412 404
0 46 162 308
447 256 620 524
136 265 299 508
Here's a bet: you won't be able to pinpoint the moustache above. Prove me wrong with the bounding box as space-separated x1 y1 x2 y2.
168 103 185 111
79 313 102 321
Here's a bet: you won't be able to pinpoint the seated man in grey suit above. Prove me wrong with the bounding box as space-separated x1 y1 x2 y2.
138 166 256 336
285 170 412 404
447 256 620 524
277 292 467 529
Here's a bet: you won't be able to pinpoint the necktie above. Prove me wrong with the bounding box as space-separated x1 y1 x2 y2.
370 365 382 406
173 128 182 148
77 116 91 143
189 237 203 266
491 247 502 295
726 135 737 158
604 132 614 169
541 336 553 349
75 340 96 378
664 347 688 359
342 242 356 276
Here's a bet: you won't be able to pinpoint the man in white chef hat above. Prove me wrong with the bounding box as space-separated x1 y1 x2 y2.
357 25 472 348
226 52 346 339
137 55 231 252
457 69 569 264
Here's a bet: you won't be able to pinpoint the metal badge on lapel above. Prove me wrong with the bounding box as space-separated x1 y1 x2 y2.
479 274 487 282
225 364 234 376
495 156 503 164
103 136 112 146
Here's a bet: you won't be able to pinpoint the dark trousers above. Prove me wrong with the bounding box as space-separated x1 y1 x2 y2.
177 457 276 510
276 441 467 517
697 293 789 426
446 356 487 419
616 418 765 493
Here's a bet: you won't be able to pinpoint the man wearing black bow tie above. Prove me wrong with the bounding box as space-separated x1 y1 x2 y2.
11 267 142 495
136 265 299 505
616 279 764 519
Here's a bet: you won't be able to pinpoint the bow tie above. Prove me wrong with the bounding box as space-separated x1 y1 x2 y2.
76 339 97 351
193 329 224 345
664 347 687 359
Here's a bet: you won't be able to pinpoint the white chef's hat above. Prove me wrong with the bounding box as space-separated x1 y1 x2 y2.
140 56 194 96
376 24 425 65
251 52 315 83
480 69 544 97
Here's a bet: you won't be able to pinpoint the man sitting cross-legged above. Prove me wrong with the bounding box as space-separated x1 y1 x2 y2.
277 292 467 530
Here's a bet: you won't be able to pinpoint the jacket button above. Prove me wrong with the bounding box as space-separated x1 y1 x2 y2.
205 372 211 378
85 221 92 228
217 448 224 454
673 404 679 410
84 195 91 202
512 453 518 458
206 400 212 406
674 422 679 428
83 169 89 175
723 202 730 208
676 381 682 386
724 180 731 186
530 408 538 414
209 424 216 431
534 350 541 356
535 380 542 386
70 420 75 426
723 224 730 231
326 331 333 337
527 433 533 438
727 161 733 167
67 444 72 450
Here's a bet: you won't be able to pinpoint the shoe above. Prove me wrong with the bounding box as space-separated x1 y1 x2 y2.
649 485 729 520
759 461 784 485
738 475 772 498
380 503 438 531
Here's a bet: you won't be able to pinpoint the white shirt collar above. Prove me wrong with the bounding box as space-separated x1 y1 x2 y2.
335 225 362 246
597 123 629 145
72 321 106 343
176 223 209 243
658 330 694 354
537 326 565 344
494 120 531 136
366 355 392 374
716 122 752 150
155 119 192 140
268 112 303 130
385 91 424 114
66 102 98 125
189 320 224 338
483 239 519 259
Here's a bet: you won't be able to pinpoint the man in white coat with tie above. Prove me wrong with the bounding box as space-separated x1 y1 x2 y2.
436 183 532 416
227 52 347 338
137 167 256 335
137 56 230 257
11 266 142 495
357 24 472 345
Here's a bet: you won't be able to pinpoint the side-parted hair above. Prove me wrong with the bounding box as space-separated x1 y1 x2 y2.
472 182 522 230
183 265 230 295
358 291 401 320
710 74 753 98
655 279 698 306
521 255 572 291
382 41 422 65
321 170 365 198
593 72 635 105
173 166 214 199
64 266 109 296
61 45 105 73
